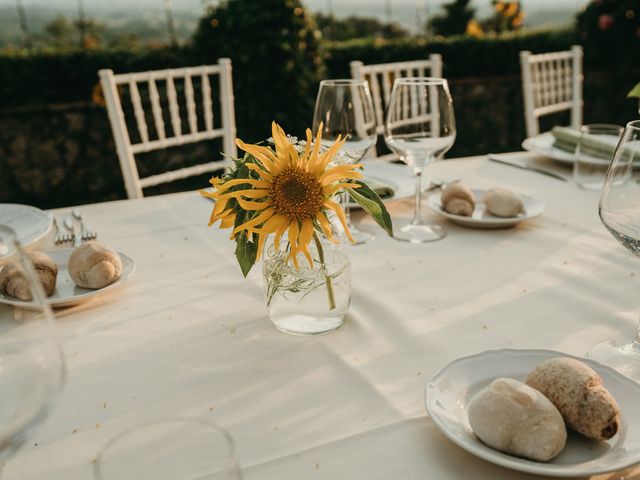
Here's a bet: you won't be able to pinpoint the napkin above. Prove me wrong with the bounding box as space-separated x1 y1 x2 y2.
363 178 395 199
551 126 618 159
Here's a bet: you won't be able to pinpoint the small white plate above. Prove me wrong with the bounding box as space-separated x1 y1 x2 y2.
522 133 576 164
425 348 640 477
0 204 52 251
427 189 544 229
349 162 429 208
0 248 135 308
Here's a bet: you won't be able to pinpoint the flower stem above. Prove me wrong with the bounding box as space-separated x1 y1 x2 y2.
313 231 336 311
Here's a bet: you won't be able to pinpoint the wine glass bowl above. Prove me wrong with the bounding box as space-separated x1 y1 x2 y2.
313 79 377 244
588 120 640 378
0 225 65 465
384 77 456 243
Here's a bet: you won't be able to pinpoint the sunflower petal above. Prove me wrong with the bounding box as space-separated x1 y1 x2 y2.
298 220 315 267
287 221 300 269
215 178 270 192
232 208 275 235
236 198 270 211
316 212 337 243
236 140 278 171
324 200 354 243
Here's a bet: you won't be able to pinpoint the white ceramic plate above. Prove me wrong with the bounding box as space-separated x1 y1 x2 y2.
425 348 640 477
349 161 428 208
0 248 135 308
522 133 576 164
0 204 52 251
427 189 544 229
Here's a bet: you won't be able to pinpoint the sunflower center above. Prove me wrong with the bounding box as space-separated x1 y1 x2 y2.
270 167 324 219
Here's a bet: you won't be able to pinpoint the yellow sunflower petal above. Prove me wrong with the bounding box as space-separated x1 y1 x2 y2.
274 220 290 251
232 208 275 235
236 139 278 171
215 178 270 193
316 212 337 243
321 170 363 186
287 221 300 269
324 200 354 243
298 220 315 267
218 189 270 200
236 198 270 211
220 213 236 229
245 162 272 179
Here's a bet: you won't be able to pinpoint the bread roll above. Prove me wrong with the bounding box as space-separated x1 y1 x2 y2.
0 251 58 300
442 183 475 217
526 358 621 441
68 242 122 289
468 378 566 461
483 188 524 218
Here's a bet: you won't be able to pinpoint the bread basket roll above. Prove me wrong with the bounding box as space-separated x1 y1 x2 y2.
526 358 621 441
0 251 57 300
441 183 476 217
68 242 122 289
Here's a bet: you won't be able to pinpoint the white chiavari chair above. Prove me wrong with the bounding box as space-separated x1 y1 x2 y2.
350 55 443 161
99 58 236 199
520 45 583 139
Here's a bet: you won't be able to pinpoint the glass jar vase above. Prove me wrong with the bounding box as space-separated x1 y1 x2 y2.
262 214 351 336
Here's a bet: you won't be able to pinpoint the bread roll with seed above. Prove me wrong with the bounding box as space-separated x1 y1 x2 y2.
68 242 122 289
0 251 57 300
442 182 475 217
526 358 621 441
483 188 524 217
468 378 566 461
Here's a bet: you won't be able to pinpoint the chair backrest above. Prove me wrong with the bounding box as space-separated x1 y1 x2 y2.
520 45 583 138
99 58 236 199
350 54 443 161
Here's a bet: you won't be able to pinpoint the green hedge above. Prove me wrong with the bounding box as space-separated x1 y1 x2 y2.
325 28 578 78
0 47 189 107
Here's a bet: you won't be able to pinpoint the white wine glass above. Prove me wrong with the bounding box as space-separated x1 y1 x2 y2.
384 77 456 243
313 79 377 244
588 119 640 379
0 225 65 470
94 417 242 480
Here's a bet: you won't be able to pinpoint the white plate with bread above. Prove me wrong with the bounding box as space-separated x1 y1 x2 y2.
0 243 135 308
427 184 545 229
426 348 640 477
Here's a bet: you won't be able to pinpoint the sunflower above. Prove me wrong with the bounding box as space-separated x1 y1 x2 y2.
203 122 363 268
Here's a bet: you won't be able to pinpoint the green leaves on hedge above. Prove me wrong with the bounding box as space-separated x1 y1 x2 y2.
348 180 393 237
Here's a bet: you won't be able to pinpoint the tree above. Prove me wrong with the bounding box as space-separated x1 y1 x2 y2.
192 0 324 143
315 14 407 41
431 0 475 37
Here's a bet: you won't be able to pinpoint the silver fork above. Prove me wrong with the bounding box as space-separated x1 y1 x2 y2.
53 218 73 244
72 209 97 242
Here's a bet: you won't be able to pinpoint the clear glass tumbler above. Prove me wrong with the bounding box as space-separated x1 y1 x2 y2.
94 418 242 480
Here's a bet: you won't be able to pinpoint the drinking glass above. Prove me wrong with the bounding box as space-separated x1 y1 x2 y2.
384 78 456 243
313 79 377 244
573 124 624 190
94 418 242 480
0 225 65 469
588 120 640 379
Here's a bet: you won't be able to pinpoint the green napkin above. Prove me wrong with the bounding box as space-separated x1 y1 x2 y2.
363 178 394 199
551 126 618 160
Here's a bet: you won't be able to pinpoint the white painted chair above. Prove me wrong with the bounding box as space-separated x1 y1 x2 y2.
350 55 443 161
99 59 236 199
520 45 583 139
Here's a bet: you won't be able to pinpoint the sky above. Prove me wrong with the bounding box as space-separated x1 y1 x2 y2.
0 0 590 35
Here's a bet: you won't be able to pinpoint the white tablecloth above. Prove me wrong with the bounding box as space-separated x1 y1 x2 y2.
3 155 640 480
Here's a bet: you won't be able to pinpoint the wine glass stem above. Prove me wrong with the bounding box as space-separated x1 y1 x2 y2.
412 167 424 225
629 316 640 354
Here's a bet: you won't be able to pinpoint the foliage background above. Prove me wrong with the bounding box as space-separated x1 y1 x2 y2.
1 0 639 208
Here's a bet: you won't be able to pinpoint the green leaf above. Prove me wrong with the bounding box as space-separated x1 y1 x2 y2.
234 231 258 277
348 180 393 237
628 82 640 99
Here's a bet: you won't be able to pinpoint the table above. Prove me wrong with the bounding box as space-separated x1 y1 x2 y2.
3 154 640 480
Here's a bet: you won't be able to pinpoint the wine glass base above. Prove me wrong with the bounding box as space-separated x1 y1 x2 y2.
393 223 446 244
349 225 374 245
587 339 640 381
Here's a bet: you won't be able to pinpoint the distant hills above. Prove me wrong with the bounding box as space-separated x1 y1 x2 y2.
0 0 586 48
